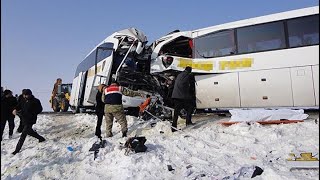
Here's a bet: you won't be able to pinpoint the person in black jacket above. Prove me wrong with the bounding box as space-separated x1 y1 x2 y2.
171 66 196 132
95 84 106 139
12 89 45 155
1 89 18 141
16 89 27 133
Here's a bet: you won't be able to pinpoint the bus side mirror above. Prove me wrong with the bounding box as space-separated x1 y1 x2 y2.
135 42 144 54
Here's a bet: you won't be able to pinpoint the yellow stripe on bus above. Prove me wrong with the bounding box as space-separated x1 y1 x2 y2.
178 58 214 71
219 58 253 70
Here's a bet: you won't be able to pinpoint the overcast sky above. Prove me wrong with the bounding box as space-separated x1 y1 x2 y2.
1 0 318 111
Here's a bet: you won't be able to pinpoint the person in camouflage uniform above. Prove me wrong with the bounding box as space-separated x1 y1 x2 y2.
102 79 140 138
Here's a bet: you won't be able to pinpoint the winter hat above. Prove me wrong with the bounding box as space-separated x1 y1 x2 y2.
185 66 192 73
24 89 32 95
3 90 12 96
111 78 119 85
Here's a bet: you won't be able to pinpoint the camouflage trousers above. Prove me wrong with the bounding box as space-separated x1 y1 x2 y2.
104 104 127 137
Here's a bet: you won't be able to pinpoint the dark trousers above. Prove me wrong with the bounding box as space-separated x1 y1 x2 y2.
95 114 104 138
172 99 194 128
17 115 24 133
14 124 45 152
1 118 15 140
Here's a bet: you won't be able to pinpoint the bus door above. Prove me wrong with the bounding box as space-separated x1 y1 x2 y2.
87 74 108 104
78 71 88 107
87 45 114 104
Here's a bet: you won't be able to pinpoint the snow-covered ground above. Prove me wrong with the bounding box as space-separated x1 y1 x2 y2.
1 111 319 180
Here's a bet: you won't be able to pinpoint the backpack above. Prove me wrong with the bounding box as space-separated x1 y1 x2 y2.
124 136 147 154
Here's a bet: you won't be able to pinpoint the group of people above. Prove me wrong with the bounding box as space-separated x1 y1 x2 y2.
1 88 45 155
2 66 196 154
94 66 196 139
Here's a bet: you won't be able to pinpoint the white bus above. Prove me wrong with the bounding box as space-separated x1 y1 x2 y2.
69 28 152 113
149 6 319 110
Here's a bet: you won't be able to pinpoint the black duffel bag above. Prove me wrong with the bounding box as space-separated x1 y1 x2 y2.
125 136 147 153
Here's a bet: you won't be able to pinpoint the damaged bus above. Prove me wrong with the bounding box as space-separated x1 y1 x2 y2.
69 28 158 113
149 6 319 110
70 6 319 114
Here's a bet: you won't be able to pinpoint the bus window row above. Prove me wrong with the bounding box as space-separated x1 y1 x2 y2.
74 43 113 77
194 14 319 58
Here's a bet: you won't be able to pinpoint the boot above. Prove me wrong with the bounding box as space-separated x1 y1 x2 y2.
106 132 113 137
12 150 19 155
122 130 127 137
186 121 195 126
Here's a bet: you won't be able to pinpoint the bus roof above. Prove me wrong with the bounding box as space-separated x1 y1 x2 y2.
84 28 147 59
192 6 319 37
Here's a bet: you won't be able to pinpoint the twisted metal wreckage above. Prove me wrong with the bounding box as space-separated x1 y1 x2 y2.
69 28 191 120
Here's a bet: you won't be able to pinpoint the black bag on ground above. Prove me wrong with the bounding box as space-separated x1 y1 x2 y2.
125 136 147 153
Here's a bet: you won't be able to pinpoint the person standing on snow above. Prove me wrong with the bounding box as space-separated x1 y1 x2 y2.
95 84 107 139
12 89 45 155
16 89 27 133
171 66 196 132
1 89 18 141
102 79 141 138
50 78 62 108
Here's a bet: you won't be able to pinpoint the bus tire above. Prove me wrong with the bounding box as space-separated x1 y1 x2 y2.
79 108 86 113
53 98 61 112
71 106 79 113
61 100 69 112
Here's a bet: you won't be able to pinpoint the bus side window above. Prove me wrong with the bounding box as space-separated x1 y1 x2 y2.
287 14 319 48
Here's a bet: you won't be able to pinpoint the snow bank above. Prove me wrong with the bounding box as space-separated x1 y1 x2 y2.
1 112 319 179
229 109 309 122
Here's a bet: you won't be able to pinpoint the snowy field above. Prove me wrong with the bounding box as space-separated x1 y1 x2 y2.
1 111 319 180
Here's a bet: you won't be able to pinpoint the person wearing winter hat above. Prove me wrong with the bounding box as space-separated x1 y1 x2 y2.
171 66 196 132
12 89 45 155
1 89 18 141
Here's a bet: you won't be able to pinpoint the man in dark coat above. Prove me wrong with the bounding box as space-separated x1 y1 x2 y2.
95 84 106 139
16 89 27 133
12 89 45 155
1 89 18 141
171 66 196 132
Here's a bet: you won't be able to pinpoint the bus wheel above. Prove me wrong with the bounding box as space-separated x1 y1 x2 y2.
79 108 86 113
53 99 61 112
61 99 69 112
71 106 79 113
